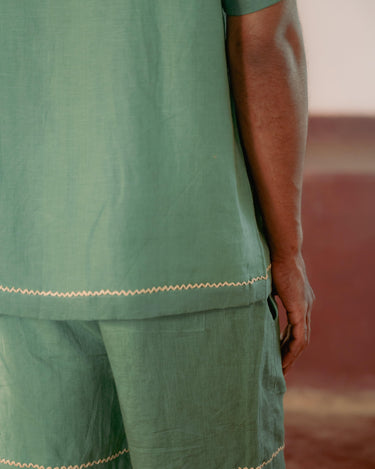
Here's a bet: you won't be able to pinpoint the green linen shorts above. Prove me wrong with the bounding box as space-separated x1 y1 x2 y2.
0 295 286 469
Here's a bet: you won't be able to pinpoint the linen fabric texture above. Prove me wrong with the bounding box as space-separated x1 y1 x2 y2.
0 0 281 320
222 0 281 15
0 296 286 469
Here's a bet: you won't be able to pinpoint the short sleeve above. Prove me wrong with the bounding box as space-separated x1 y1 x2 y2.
222 0 282 16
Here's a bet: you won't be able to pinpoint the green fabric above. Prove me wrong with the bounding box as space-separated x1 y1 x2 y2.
222 0 282 16
0 0 280 320
0 296 286 469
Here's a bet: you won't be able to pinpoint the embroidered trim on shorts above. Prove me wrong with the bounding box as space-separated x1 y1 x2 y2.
238 442 285 469
0 447 129 469
0 441 284 469
0 264 271 299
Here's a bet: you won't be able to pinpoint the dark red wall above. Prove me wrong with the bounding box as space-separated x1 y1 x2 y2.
280 172 375 390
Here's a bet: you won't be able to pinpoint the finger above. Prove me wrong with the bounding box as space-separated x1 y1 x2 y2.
281 323 308 369
282 360 294 376
283 335 306 367
280 339 293 370
281 347 302 375
291 317 309 350
280 323 292 348
282 349 297 372
306 309 312 344
281 345 294 371
307 317 311 344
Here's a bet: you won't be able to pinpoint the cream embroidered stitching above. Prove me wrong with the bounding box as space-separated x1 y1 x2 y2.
0 447 129 469
0 441 283 469
238 442 285 469
0 264 271 298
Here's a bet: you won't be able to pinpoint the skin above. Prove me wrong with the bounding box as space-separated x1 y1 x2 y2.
225 0 315 376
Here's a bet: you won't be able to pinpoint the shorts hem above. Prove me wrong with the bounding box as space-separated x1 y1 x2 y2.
0 442 284 469
238 442 285 468
0 447 129 469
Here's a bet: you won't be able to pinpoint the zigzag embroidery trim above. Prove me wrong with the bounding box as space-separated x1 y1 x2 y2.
0 447 129 469
0 264 271 299
0 442 284 469
238 442 285 469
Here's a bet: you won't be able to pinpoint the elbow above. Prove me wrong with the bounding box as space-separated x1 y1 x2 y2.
281 19 306 68
230 13 306 70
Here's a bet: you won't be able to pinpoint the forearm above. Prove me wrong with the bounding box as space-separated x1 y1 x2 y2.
226 10 308 262
226 3 314 372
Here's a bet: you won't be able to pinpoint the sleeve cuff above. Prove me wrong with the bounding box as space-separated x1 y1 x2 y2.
222 0 282 16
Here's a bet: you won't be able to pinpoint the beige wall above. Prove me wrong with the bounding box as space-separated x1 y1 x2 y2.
297 0 375 116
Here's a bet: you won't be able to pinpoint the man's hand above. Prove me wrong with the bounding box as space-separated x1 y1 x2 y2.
271 254 315 375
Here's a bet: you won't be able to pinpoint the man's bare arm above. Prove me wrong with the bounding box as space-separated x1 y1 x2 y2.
225 0 315 375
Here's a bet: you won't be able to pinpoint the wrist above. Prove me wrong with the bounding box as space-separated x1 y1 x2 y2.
267 225 303 263
270 252 308 289
270 247 305 266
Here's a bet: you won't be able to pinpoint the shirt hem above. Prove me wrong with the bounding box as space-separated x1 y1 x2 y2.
0 268 272 320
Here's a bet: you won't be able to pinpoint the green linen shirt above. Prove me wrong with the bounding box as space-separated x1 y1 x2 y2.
0 0 281 320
